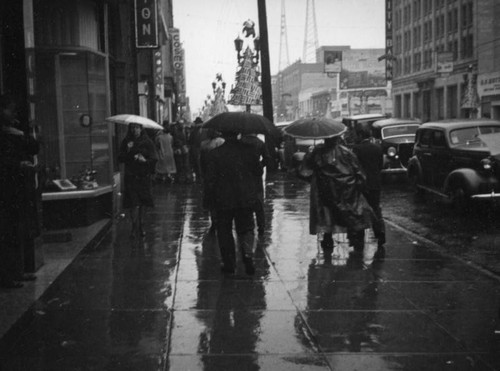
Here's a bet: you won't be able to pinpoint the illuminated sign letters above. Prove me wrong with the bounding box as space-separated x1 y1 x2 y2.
135 0 158 48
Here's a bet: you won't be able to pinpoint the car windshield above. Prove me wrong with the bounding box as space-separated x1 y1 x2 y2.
381 124 419 139
449 126 500 146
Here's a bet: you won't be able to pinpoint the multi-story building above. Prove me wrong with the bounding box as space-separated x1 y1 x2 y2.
391 0 500 121
273 45 393 122
273 60 335 121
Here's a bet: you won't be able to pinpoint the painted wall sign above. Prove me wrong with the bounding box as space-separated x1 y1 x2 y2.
135 0 158 48
477 72 500 97
385 0 393 80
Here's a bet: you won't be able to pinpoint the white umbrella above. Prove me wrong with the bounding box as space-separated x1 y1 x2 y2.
105 114 163 130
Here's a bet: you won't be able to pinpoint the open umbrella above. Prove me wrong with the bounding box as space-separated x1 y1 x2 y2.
283 117 347 139
203 112 279 136
105 114 163 130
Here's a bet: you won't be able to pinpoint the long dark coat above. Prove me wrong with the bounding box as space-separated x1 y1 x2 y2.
298 143 373 235
203 138 262 211
118 130 157 208
0 120 40 237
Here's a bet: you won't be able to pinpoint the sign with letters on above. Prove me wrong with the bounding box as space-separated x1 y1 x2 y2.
135 0 158 48
385 0 393 80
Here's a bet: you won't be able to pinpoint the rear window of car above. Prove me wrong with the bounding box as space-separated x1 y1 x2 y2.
296 138 324 146
381 124 419 139
449 126 500 146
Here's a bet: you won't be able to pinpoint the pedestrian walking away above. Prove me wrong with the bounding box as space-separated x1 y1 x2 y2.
118 122 158 238
189 117 207 183
240 132 270 236
0 94 40 288
200 128 224 233
297 135 374 263
352 122 386 258
154 122 176 183
203 131 262 276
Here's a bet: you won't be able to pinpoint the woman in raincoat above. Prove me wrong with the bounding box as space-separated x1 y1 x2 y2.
118 123 157 238
297 135 374 262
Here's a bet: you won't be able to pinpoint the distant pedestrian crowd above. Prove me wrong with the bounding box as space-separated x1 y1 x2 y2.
1 109 386 290
115 113 386 278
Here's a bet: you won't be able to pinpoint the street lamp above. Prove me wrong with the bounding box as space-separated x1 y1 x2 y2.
210 74 227 116
234 35 260 66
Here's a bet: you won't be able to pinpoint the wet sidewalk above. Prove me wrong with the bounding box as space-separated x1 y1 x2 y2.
1 172 500 370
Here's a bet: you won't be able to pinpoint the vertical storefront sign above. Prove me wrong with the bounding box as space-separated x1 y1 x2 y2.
385 0 393 80
170 28 185 104
135 0 158 48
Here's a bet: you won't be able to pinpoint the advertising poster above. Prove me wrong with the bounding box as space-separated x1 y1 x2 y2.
324 50 342 73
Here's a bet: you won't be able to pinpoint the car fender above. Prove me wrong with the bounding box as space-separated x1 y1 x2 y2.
406 156 422 179
444 169 481 195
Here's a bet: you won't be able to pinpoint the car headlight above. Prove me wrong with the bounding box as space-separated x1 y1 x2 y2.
387 146 397 157
481 158 492 171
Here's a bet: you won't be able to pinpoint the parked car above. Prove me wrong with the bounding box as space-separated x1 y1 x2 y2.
342 113 388 146
407 118 500 209
371 118 421 175
281 134 323 170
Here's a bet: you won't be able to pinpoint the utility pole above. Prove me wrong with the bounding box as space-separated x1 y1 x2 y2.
257 0 273 123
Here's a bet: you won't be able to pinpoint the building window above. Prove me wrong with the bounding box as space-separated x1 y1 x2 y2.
461 33 474 59
462 2 473 28
413 0 421 20
404 94 411 118
413 52 421 72
395 95 402 117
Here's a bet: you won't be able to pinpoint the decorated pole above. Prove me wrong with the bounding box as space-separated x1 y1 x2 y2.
228 19 262 113
257 0 273 122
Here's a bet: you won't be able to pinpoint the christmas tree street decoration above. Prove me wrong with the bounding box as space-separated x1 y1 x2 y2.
229 19 262 111
228 47 262 107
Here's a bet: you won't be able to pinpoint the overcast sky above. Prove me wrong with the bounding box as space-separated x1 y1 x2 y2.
173 0 385 116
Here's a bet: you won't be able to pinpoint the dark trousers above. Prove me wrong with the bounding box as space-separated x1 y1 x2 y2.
254 195 265 232
347 189 385 253
364 189 385 244
216 207 255 269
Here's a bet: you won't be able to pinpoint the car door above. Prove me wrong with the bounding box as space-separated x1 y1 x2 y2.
429 129 452 189
415 129 434 186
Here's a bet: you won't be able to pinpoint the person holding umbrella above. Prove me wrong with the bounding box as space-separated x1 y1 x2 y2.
202 112 275 275
118 123 157 238
287 118 374 263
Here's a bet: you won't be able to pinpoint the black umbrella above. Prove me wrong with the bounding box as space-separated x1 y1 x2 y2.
283 117 347 139
203 112 279 136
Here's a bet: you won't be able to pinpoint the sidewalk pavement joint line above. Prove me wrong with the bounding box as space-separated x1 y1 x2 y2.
260 236 331 366
384 218 500 283
164 201 187 370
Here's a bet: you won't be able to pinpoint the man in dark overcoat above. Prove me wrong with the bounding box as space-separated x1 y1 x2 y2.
0 94 39 288
352 123 386 255
240 133 270 235
203 132 262 275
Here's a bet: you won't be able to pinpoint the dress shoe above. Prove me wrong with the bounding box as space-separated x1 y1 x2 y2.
0 280 24 289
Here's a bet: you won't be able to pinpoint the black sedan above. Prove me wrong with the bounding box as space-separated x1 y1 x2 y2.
371 118 421 175
407 118 500 210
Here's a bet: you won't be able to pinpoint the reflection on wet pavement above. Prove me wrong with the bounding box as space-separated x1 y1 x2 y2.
1 172 500 370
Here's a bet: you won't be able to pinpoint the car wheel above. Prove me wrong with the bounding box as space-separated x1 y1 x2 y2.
449 187 470 213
